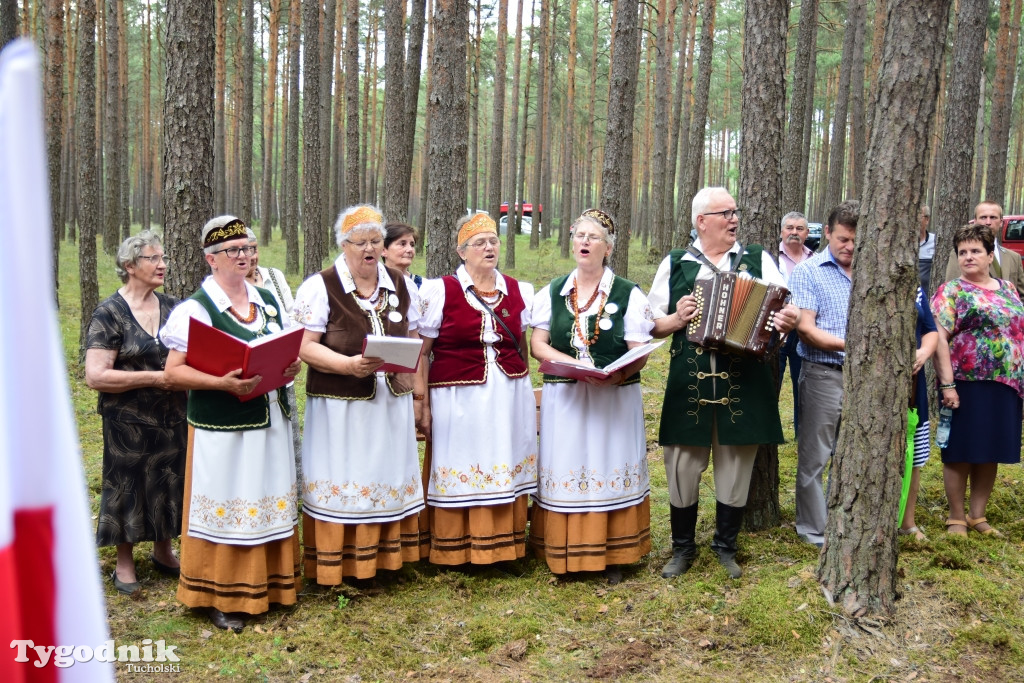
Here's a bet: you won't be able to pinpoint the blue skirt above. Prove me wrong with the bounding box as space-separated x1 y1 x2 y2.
941 380 1022 465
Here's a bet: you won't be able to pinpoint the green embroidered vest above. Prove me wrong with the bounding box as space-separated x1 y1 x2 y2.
658 245 783 447
543 273 641 385
186 286 292 431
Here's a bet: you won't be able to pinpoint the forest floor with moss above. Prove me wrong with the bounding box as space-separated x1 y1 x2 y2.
61 233 1024 681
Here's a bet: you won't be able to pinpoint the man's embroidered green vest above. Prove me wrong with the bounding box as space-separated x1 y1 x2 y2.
658 245 783 446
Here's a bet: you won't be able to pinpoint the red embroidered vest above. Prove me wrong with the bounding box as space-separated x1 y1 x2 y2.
428 275 528 386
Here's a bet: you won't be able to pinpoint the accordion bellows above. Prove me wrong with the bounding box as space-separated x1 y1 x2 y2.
686 272 789 358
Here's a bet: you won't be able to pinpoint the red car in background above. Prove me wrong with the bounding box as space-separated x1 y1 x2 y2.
1001 215 1024 257
499 201 542 221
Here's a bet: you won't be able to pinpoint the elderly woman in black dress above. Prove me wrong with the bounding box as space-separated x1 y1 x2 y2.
85 231 187 595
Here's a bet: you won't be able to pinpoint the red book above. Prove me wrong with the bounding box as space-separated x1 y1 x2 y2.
186 318 304 402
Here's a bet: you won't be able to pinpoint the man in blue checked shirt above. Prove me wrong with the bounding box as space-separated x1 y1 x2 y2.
788 199 858 548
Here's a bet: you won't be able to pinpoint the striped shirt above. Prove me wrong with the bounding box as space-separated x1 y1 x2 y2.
789 247 851 365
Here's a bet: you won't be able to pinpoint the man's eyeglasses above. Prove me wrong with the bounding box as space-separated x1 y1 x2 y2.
703 208 742 221
212 245 258 258
137 254 168 264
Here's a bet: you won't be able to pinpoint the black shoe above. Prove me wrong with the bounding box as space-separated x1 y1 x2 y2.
661 503 698 578
151 555 180 578
711 501 745 579
207 608 245 633
604 566 623 585
110 570 140 596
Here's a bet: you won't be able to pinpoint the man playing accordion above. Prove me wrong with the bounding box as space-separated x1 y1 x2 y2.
649 186 800 580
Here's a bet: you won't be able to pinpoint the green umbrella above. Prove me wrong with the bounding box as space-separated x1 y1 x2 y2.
899 408 920 527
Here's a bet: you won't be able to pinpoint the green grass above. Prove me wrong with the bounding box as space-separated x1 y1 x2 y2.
60 230 1024 681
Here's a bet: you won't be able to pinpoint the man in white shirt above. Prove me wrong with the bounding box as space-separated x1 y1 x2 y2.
777 211 813 437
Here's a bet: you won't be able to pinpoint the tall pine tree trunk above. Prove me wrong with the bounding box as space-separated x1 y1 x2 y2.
504 0 527 270
44 0 64 293
344 0 360 207
383 0 407 221
823 0 864 213
401 0 427 221
678 0 716 243
487 0 508 221
602 0 641 278
239 0 254 224
818 0 951 617
984 0 1021 206
76 0 99 357
285 0 301 273
302 0 324 277
558 0 578 258
932 0 988 291
424 0 468 278
261 0 281 241
781 0 817 214
163 0 215 300
102 0 121 255
739 0 789 530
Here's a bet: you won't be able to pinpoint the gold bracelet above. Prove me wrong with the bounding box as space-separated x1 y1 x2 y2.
412 393 425 401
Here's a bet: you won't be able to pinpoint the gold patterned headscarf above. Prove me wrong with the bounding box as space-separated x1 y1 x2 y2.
201 216 248 248
579 208 615 234
340 206 384 234
457 213 497 246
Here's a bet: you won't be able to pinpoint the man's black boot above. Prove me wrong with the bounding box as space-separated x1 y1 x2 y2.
711 501 744 579
661 504 698 578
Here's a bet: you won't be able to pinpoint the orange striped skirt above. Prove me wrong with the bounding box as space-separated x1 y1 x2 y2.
427 495 529 565
302 511 428 583
177 428 301 614
528 498 651 574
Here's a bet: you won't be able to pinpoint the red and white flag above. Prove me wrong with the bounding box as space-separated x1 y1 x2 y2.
0 40 113 682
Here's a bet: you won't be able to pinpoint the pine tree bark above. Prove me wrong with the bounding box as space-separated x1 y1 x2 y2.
823 0 864 213
261 0 281 241
651 0 675 256
602 0 641 278
163 0 215 300
468 0 482 213
285 0 301 273
117 0 129 239
504 0 528 270
984 0 1021 206
848 6 866 199
302 0 324 277
0 0 16 49
237 0 254 225
487 0 508 221
383 0 407 221
44 0 64 292
678 0 716 243
320 0 337 234
213 0 226 215
102 0 121 255
559 0 579 258
739 0 789 531
529 0 550 249
401 0 427 220
932 0 988 294
76 0 99 356
424 0 468 277
781 0 817 214
344 0 360 207
665 0 691 238
818 0 951 617
798 12 818 218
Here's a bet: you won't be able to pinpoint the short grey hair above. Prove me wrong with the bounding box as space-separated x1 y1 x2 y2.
691 186 730 230
334 204 386 247
246 228 258 243
115 231 163 283
780 211 807 229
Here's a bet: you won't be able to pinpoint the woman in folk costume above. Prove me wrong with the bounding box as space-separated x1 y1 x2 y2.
414 213 537 565
291 205 426 584
161 215 301 632
528 209 654 584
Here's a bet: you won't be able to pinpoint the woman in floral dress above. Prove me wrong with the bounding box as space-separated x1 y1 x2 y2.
932 223 1024 538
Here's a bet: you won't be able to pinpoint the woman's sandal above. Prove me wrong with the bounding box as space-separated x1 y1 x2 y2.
945 519 968 537
966 515 1004 538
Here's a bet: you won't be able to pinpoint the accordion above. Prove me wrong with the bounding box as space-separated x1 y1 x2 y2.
686 272 789 358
